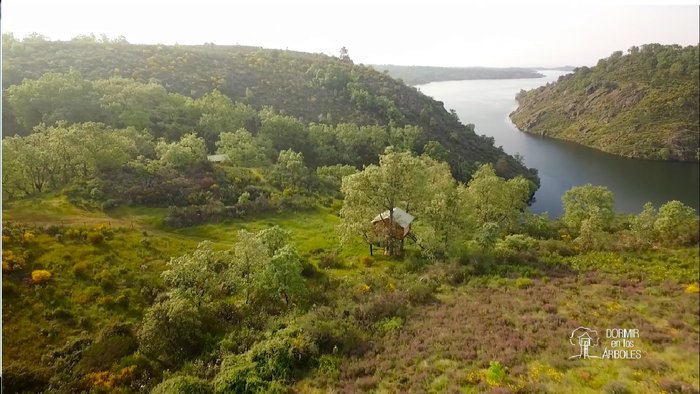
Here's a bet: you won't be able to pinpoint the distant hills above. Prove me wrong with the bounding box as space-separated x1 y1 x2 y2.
371 65 544 85
510 44 699 161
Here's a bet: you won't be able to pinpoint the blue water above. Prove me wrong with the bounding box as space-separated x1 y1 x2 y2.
418 71 700 217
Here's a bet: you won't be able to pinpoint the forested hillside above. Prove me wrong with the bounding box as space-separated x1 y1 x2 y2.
372 64 543 85
2 35 699 394
510 44 699 161
2 35 537 184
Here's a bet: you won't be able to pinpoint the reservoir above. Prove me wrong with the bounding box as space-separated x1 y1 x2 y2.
417 71 700 217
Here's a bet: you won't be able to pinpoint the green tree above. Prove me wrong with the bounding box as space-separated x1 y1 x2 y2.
6 71 99 134
272 149 309 191
231 227 305 307
423 140 449 163
631 202 657 246
654 200 698 245
232 230 268 305
162 241 231 306
264 245 304 306
575 206 606 251
94 77 199 140
562 184 614 231
463 164 531 232
340 149 429 256
258 108 310 160
192 90 257 151
216 128 268 167
138 295 204 366
156 133 207 169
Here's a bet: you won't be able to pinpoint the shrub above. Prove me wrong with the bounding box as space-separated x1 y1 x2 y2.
74 335 138 374
248 326 319 381
1 362 50 393
355 290 409 324
152 375 213 394
318 252 343 269
87 231 104 245
515 277 533 289
300 306 364 353
685 283 699 294
317 354 343 380
603 380 632 394
72 262 90 278
138 296 205 366
376 316 403 333
31 270 52 284
406 281 437 304
485 361 507 386
214 355 265 393
96 270 117 291
359 255 374 267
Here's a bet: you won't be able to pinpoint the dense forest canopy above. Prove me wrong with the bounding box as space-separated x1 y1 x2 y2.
372 65 544 85
2 34 538 186
510 43 700 161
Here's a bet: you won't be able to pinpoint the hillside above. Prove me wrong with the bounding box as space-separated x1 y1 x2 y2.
372 64 543 85
510 44 699 161
1 36 537 184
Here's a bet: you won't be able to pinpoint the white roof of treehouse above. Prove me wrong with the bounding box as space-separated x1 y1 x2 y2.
371 208 415 229
207 154 228 162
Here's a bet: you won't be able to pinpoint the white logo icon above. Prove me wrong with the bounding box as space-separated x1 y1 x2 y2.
569 326 601 359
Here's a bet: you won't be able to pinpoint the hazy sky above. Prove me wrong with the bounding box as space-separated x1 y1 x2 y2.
2 1 698 67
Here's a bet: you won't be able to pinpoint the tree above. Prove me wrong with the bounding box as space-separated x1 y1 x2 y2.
423 140 449 163
216 128 268 167
654 200 698 245
339 46 352 64
257 108 311 160
1 122 141 199
138 295 204 366
6 71 99 134
264 245 304 305
462 164 531 232
156 133 207 169
388 125 422 152
340 149 429 256
162 241 231 306
192 90 257 151
94 77 199 140
562 184 614 231
272 149 309 191
631 202 657 245
231 227 305 307
232 230 269 305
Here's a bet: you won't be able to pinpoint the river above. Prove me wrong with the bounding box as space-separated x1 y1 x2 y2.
417 71 700 217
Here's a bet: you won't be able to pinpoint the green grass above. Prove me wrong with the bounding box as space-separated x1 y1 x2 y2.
3 195 109 224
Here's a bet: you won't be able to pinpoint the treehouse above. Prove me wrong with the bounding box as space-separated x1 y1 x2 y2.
369 207 415 256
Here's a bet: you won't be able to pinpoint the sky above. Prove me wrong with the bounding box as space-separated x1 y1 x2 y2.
2 1 698 68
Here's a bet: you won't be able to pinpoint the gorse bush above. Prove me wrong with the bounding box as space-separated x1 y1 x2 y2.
31 270 52 284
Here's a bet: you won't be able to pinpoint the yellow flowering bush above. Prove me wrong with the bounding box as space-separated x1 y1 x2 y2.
358 283 371 293
86 365 136 390
2 250 27 272
31 270 52 284
21 231 35 244
685 283 699 294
